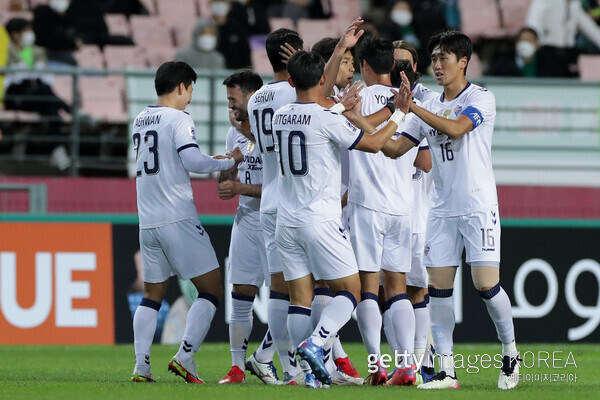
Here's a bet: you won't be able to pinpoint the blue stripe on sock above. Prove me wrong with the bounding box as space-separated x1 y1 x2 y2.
140 297 161 311
314 287 335 297
288 305 311 316
478 283 501 299
428 287 454 298
198 292 219 308
412 300 428 309
360 292 378 302
380 300 390 313
232 291 255 302
337 291 357 309
387 293 409 306
269 290 290 301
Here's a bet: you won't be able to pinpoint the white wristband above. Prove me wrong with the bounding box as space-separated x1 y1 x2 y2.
389 109 405 126
329 102 346 114
226 157 236 169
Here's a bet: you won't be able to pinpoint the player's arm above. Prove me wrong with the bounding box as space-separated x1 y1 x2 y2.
218 181 262 200
179 146 242 174
341 190 348 209
218 165 238 182
229 109 255 143
410 102 473 140
414 147 431 172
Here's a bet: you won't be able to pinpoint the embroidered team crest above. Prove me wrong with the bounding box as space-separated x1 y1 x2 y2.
424 243 431 256
188 126 196 140
440 109 452 119
247 141 255 153
453 106 463 116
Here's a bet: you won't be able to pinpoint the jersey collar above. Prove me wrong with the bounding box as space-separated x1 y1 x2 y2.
440 82 471 102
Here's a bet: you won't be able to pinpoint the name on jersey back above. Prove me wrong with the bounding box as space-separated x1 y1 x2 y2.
254 91 275 103
134 114 161 127
273 113 311 125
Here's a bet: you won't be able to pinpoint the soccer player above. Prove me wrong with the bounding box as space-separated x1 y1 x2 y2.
273 50 412 388
381 29 520 390
130 61 243 383
246 28 305 386
312 37 356 95
216 70 274 384
346 35 417 386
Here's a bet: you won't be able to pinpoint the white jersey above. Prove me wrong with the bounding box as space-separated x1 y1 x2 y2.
409 138 433 234
225 127 263 230
402 83 498 217
347 84 414 215
413 82 438 104
133 106 201 229
248 81 296 214
273 102 363 227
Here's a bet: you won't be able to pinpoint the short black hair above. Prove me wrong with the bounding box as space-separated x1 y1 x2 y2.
312 37 340 62
154 61 197 96
517 26 538 40
223 69 263 94
428 29 472 74
266 28 303 73
358 35 394 74
392 40 418 65
6 18 30 35
287 51 325 91
390 59 419 88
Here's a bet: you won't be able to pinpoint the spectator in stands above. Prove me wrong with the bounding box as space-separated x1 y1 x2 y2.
175 17 226 69
212 0 252 69
32 0 82 66
265 0 332 21
486 27 539 77
101 0 150 17
527 0 600 77
228 0 271 36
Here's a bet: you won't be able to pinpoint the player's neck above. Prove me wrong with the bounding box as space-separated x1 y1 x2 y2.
296 87 324 104
272 71 290 83
366 74 392 87
156 95 184 110
442 76 468 102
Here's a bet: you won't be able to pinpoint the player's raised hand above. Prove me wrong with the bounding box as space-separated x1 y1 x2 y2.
218 180 238 200
339 17 365 49
227 147 244 164
338 80 363 111
280 43 298 65
390 71 412 114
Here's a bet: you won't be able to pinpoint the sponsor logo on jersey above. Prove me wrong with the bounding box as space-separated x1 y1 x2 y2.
188 126 196 140
424 243 431 256
247 141 255 153
454 106 463 116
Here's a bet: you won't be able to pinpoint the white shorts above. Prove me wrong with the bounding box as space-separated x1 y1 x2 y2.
424 206 501 268
406 232 428 288
275 219 359 282
228 220 270 287
140 219 220 284
346 204 412 273
260 211 283 275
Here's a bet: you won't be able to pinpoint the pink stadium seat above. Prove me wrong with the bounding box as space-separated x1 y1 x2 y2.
104 13 130 36
296 18 340 49
144 46 177 67
130 15 173 47
138 0 157 15
269 17 295 31
51 75 73 105
578 55 600 81
467 53 482 78
74 45 104 69
197 0 211 17
171 18 197 47
460 0 504 39
28 0 49 8
499 0 531 35
251 48 271 74
79 76 127 123
1 11 33 24
103 45 147 69
156 0 197 26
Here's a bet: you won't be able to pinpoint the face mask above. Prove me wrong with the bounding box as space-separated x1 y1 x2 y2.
516 40 536 59
50 0 70 14
197 34 217 51
211 1 229 17
21 31 35 47
391 9 412 26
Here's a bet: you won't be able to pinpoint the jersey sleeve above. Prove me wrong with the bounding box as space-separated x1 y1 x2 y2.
225 127 236 152
459 88 496 130
399 112 425 145
173 112 199 153
418 138 429 150
322 112 364 150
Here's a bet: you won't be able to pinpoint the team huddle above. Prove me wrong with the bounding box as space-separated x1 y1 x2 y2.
130 17 521 390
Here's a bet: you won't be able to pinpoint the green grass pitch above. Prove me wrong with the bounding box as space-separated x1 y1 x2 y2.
1 343 598 399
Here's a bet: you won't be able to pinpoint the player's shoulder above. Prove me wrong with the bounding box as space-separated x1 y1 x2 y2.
465 82 495 102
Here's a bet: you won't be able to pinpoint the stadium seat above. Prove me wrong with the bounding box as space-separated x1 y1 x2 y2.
74 45 104 69
467 53 483 78
269 17 295 31
130 15 173 47
156 0 198 26
296 18 340 49
144 46 177 67
104 13 130 36
138 0 157 15
197 0 212 17
0 11 33 24
499 0 531 35
79 76 128 123
51 75 74 105
330 0 362 32
172 18 198 47
578 55 600 81
104 45 147 69
251 48 271 74
460 0 504 39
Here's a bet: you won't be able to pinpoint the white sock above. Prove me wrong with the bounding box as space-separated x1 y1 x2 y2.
133 299 160 375
254 329 275 363
176 294 218 362
332 334 348 360
229 293 254 368
479 284 517 356
429 288 455 376
382 304 398 353
268 292 300 375
389 294 415 367
413 300 429 369
310 292 356 347
356 293 382 361
287 305 313 349
311 288 336 373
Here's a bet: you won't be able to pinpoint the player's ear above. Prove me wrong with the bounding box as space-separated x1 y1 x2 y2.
459 56 467 70
287 77 296 88
319 74 326 86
